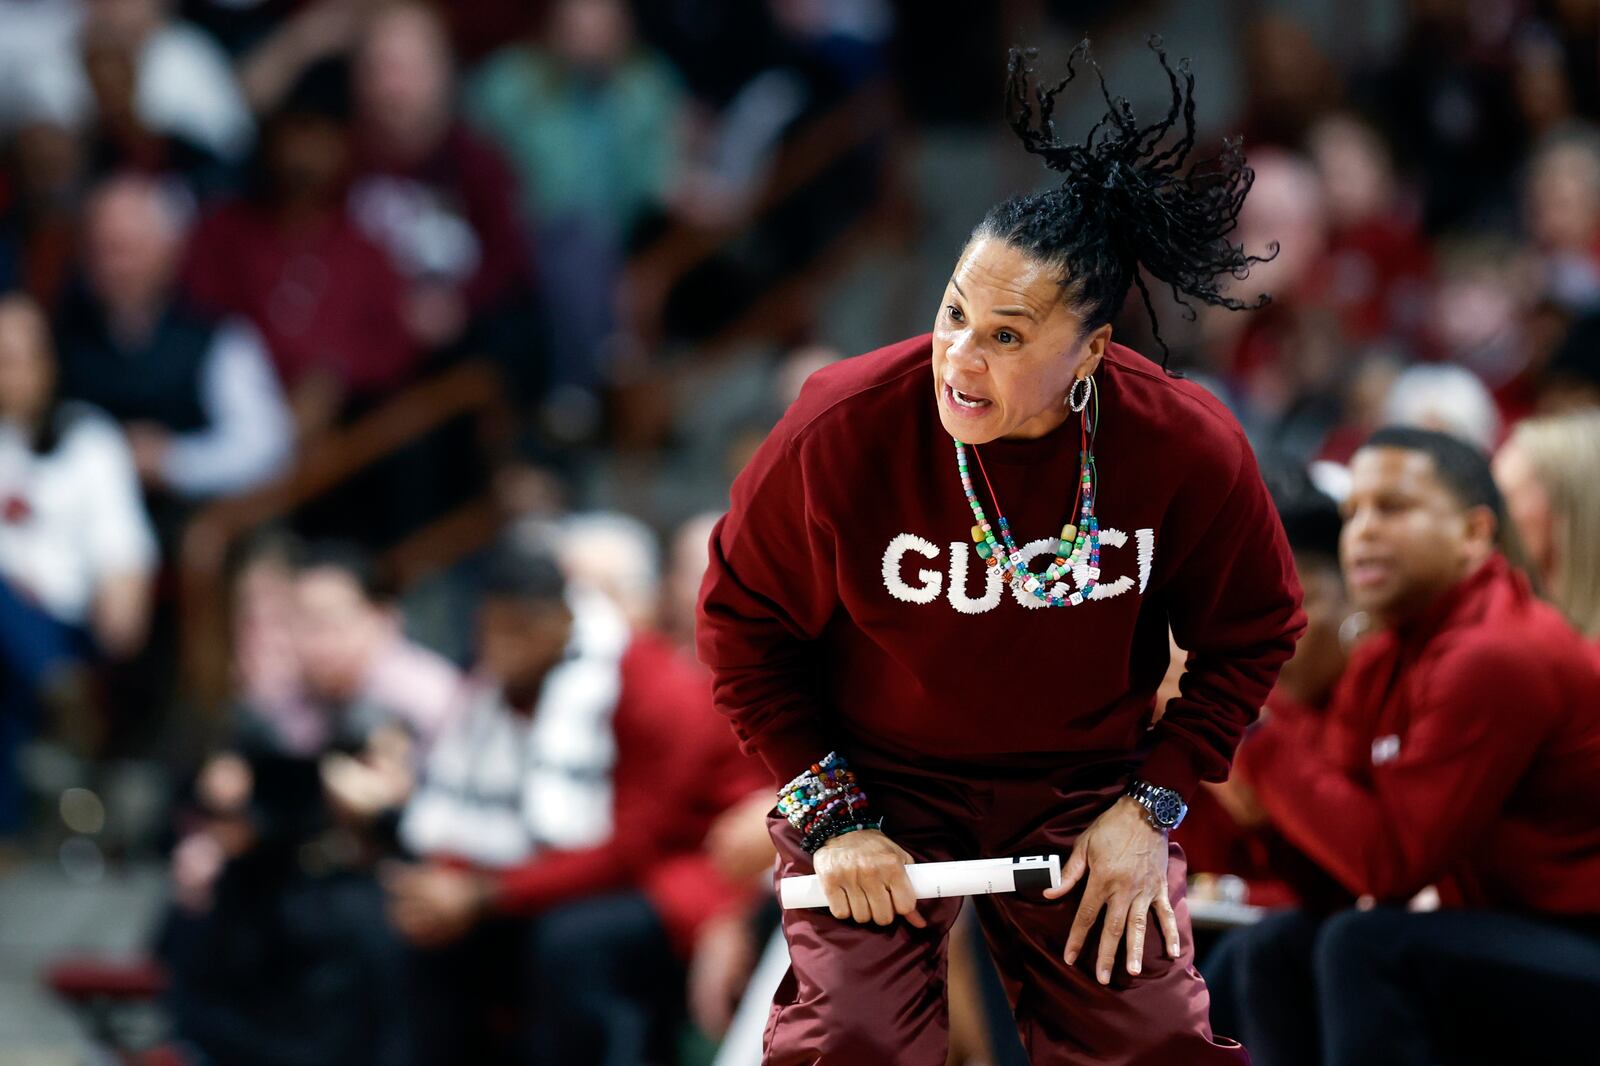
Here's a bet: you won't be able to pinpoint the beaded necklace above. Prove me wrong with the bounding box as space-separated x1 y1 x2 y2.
953 380 1102 608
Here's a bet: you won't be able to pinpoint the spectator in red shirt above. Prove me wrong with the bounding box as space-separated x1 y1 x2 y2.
1224 428 1600 1066
184 88 419 437
1306 113 1432 351
347 3 535 369
1206 149 1338 425
388 529 758 1065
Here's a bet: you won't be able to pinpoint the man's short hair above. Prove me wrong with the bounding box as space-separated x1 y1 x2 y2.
294 539 395 604
1361 426 1507 528
480 529 567 606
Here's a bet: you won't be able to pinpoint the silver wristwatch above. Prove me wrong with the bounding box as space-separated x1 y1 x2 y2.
1126 779 1188 832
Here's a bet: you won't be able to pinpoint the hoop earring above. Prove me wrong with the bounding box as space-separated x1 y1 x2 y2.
1067 375 1092 412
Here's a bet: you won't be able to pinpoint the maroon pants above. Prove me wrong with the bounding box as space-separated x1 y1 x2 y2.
764 753 1250 1065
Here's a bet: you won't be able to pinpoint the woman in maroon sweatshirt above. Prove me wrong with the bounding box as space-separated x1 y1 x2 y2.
697 44 1305 1065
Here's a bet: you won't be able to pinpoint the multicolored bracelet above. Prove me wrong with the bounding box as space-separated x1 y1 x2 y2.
777 752 883 854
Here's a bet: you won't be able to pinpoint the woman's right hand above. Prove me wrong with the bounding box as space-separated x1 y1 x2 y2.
811 828 927 927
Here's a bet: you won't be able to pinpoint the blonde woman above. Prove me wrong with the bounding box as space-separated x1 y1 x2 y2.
1493 411 1600 642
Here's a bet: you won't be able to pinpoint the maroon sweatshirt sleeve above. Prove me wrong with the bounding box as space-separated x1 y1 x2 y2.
1236 636 1554 901
697 419 839 784
1146 435 1305 797
490 643 698 913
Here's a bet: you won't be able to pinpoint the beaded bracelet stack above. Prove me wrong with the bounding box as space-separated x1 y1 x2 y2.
777 752 883 854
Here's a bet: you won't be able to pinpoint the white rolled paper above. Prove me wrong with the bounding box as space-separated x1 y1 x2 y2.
780 855 1062 910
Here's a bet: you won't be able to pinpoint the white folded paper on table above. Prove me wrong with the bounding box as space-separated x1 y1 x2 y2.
780 855 1062 910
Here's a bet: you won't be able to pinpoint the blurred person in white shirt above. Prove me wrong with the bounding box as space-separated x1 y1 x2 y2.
0 291 155 833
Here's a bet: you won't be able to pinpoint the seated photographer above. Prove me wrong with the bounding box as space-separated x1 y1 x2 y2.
157 539 463 1066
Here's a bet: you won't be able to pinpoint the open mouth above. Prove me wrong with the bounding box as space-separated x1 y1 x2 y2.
945 384 992 411
1346 559 1392 589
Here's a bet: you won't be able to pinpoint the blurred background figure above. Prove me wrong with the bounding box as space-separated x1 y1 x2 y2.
183 86 417 440
1494 411 1600 647
79 15 234 200
0 292 155 838
253 539 461 758
81 0 254 162
1381 363 1502 454
349 2 534 367
1305 112 1430 353
158 537 457 1066
468 0 682 409
394 529 762 1066
1524 126 1600 309
55 174 291 513
1224 429 1600 1066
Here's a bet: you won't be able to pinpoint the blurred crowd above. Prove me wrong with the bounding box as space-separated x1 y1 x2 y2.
1 0 1600 1064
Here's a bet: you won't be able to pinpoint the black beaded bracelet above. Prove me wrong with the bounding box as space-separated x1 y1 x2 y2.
802 813 884 854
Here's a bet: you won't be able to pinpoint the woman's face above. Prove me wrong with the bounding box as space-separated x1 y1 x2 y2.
0 299 56 424
930 237 1108 444
1492 440 1556 581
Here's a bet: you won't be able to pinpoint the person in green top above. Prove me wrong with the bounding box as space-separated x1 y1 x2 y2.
466 0 684 395
467 0 683 245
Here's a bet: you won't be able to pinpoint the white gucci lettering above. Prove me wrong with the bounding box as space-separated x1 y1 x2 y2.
947 540 1004 614
882 533 943 604
1075 528 1133 601
879 528 1156 613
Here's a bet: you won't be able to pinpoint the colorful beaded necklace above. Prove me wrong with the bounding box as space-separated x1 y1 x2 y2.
953 379 1101 608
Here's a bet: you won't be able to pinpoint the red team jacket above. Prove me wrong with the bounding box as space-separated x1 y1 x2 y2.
1237 554 1600 915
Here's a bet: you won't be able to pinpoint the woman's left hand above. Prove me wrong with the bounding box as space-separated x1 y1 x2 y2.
1044 795 1181 984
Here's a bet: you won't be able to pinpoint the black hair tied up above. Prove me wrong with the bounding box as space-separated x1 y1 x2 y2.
977 37 1275 369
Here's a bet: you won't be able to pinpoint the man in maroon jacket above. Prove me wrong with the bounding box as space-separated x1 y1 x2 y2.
698 45 1305 1065
1228 427 1600 1066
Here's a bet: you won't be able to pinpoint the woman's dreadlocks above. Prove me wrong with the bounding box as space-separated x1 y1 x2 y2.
972 38 1275 369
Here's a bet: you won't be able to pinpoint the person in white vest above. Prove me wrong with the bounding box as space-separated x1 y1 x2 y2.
391 527 755 1065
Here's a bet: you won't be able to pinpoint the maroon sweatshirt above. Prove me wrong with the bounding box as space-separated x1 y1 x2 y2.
697 335 1305 798
1237 554 1600 915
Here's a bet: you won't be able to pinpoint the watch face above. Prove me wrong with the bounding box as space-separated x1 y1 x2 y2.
1152 793 1183 826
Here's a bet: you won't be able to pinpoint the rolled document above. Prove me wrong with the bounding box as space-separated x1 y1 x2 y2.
780 855 1062 910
